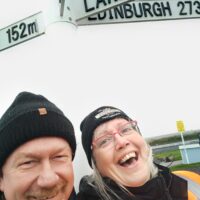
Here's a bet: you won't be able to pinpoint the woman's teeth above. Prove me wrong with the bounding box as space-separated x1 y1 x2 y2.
119 152 136 164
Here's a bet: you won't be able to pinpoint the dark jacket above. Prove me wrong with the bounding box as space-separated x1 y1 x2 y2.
77 164 188 200
69 188 77 200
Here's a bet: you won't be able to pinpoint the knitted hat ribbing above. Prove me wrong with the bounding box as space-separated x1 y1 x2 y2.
80 106 132 167
0 91 76 168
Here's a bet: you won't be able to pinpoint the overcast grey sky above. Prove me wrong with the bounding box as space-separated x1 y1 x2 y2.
1 0 200 189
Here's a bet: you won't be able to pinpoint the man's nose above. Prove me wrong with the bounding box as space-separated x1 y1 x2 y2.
37 162 59 188
114 133 130 150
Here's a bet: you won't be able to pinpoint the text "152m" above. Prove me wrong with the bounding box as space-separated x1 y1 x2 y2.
6 21 38 44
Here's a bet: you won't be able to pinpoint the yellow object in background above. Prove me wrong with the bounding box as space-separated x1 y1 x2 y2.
176 120 185 132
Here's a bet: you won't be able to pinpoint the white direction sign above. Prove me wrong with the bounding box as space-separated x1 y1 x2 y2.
78 0 200 25
1 0 200 51
0 12 45 52
54 0 134 23
70 0 133 21
0 0 132 51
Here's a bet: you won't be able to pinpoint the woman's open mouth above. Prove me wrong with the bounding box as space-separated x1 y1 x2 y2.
118 152 138 167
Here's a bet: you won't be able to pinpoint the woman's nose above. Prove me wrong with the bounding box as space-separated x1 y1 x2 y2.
114 133 130 150
37 162 59 188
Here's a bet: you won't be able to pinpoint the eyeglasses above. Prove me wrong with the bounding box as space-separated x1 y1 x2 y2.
92 121 139 149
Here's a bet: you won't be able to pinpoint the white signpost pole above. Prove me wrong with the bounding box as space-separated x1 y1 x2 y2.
176 120 189 164
180 131 190 164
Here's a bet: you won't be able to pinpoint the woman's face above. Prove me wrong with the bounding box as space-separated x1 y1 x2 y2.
92 118 151 187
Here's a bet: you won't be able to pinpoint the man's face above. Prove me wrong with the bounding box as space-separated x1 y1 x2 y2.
0 137 74 200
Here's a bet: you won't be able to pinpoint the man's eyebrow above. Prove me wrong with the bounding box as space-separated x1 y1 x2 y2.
14 152 41 160
11 153 39 166
15 146 71 159
52 146 72 155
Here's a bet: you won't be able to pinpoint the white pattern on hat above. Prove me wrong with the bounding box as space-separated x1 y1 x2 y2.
95 108 121 119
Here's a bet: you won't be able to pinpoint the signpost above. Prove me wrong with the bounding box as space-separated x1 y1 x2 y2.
70 0 134 21
78 0 200 25
176 120 189 164
0 12 45 51
0 0 132 51
1 0 200 51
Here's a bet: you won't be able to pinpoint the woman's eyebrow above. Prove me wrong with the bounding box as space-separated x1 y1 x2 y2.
94 130 109 138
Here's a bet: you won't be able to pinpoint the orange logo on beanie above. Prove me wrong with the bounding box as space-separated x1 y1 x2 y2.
38 108 47 115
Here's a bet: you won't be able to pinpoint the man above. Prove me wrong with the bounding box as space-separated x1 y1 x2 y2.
0 92 76 200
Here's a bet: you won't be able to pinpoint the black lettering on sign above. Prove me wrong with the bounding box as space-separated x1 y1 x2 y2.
96 0 120 9
143 3 154 17
88 1 173 21
162 2 172 16
133 3 143 18
84 0 95 12
177 0 200 15
96 0 107 9
177 1 187 15
185 1 192 14
123 4 134 18
6 21 38 44
114 5 124 19
153 2 163 16
98 12 107 19
194 1 200 14
84 0 119 12
19 23 28 39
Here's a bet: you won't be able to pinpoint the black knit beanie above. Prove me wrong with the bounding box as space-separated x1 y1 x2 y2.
0 92 76 168
80 106 132 168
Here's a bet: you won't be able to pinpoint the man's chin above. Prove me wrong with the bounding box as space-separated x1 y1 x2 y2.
25 191 60 200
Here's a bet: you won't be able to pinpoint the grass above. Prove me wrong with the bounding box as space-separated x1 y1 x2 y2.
154 149 182 161
148 130 200 146
170 162 200 171
149 131 200 171
154 149 200 172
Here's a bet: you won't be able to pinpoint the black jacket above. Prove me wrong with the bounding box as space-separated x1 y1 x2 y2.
77 164 188 200
69 188 77 200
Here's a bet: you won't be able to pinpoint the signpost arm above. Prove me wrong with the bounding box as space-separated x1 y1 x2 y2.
73 0 133 21
3 0 200 51
180 131 190 164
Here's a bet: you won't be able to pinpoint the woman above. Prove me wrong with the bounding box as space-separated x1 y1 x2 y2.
77 106 188 200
